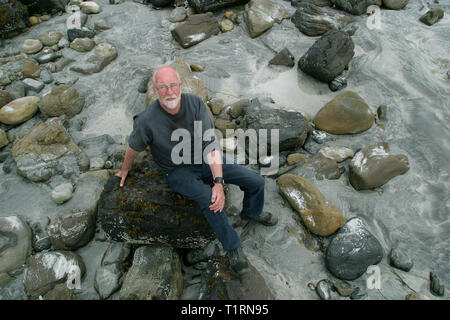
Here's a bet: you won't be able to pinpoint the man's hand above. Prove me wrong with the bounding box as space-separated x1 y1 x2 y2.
209 183 225 213
115 170 129 187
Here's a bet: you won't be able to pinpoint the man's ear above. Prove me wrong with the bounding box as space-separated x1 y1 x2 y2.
152 86 158 96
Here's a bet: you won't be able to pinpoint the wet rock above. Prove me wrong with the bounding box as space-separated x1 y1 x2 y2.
40 84 86 118
21 60 41 79
325 217 383 280
24 250 86 298
47 210 96 250
330 0 369 15
43 283 78 300
389 246 413 272
90 157 105 170
30 222 51 253
286 153 309 166
101 242 132 267
318 146 354 163
189 0 249 12
310 153 341 180
70 42 118 75
0 272 26 300
419 8 444 26
269 48 295 68
208 98 225 115
77 134 118 161
429 272 445 296
349 142 409 190
333 280 358 297
298 29 354 83
313 91 374 134
119 245 183 300
98 154 216 248
185 242 218 265
0 96 40 125
244 106 311 152
19 0 67 15
94 19 112 31
377 104 387 121
243 0 291 38
51 183 74 204
0 216 32 273
316 279 333 300
39 31 64 47
10 118 89 182
277 174 345 236
79 1 102 14
382 0 409 10
0 0 30 38
22 39 43 54
171 13 220 49
190 63 205 72
291 3 355 37
22 78 44 93
95 262 123 299
67 28 96 43
69 38 96 52
329 71 348 91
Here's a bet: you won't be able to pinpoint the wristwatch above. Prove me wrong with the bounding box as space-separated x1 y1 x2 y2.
214 177 224 185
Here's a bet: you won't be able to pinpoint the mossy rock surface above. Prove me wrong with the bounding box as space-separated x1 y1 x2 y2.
98 154 216 248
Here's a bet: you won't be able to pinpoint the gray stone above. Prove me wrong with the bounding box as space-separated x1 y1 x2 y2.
40 31 64 47
39 84 86 118
47 210 96 250
51 183 74 204
70 38 96 52
95 263 123 299
244 0 291 38
22 39 43 54
330 0 370 16
101 242 132 267
77 134 119 161
36 52 62 64
70 42 118 75
291 3 355 37
429 272 445 296
188 0 249 12
169 7 187 23
90 157 105 170
298 29 355 83
316 279 332 300
419 8 444 26
67 29 96 43
383 0 409 10
22 78 45 93
269 48 295 68
389 246 413 272
119 245 183 300
40 68 54 84
0 216 32 274
325 217 384 280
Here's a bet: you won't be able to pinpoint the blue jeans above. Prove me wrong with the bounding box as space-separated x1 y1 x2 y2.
164 163 265 251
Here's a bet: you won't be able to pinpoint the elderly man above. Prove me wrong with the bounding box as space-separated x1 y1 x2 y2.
115 66 277 276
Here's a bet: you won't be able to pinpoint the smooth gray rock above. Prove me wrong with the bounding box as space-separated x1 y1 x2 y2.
419 8 444 26
316 279 333 300
269 48 295 68
70 42 118 75
22 78 44 93
325 217 383 280
94 262 123 300
330 0 370 16
389 246 413 272
171 13 220 49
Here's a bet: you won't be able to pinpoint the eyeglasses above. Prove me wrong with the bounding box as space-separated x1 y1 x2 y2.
156 83 180 94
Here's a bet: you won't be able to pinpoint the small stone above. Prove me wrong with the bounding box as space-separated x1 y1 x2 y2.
0 96 40 125
29 16 40 26
90 157 105 170
36 52 61 64
94 20 112 31
316 279 332 300
40 31 64 47
329 71 348 92
219 19 234 33
22 78 45 93
21 60 41 79
269 48 295 68
79 1 102 14
419 8 444 26
429 272 445 296
104 160 113 169
389 246 413 272
169 7 187 23
190 64 204 72
70 38 96 52
209 98 224 115
22 39 43 54
51 183 74 204
377 105 388 121
0 129 8 148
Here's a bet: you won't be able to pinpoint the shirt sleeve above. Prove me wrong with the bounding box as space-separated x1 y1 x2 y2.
128 114 152 152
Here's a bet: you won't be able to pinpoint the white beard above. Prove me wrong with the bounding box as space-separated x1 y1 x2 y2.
162 95 180 110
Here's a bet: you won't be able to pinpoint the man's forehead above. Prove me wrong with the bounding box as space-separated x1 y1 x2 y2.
154 67 179 83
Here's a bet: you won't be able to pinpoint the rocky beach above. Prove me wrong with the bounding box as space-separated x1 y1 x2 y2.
0 0 449 300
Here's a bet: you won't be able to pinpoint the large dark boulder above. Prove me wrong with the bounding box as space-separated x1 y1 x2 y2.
298 29 354 83
0 0 30 38
149 0 174 7
19 0 68 15
330 0 369 16
171 13 220 48
98 153 216 248
188 0 250 13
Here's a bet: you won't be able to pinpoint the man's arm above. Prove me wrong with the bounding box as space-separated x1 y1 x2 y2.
115 146 141 187
207 149 225 213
